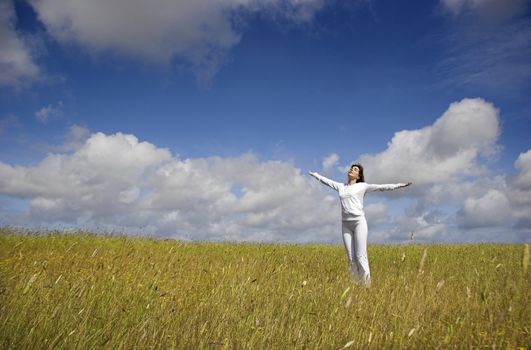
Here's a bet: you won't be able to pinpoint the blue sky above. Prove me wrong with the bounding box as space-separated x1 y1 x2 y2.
0 0 530 243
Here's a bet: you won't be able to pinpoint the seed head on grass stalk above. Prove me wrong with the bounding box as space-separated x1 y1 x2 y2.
340 340 355 349
436 280 445 292
417 248 428 276
408 327 416 337
345 295 352 308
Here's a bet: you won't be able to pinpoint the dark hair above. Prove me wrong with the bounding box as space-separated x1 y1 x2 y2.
350 163 365 183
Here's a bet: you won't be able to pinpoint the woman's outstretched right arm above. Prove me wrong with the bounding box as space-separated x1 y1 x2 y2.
308 171 341 191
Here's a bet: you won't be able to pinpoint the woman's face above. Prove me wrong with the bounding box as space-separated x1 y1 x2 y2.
348 166 360 181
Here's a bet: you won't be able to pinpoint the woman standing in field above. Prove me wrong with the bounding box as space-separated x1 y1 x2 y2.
309 164 411 286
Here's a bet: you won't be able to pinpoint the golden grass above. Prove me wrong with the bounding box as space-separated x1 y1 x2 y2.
0 228 529 349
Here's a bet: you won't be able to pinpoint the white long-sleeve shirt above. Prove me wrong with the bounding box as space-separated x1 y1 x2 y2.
310 172 403 221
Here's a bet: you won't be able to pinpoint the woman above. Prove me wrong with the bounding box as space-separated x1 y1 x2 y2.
309 163 411 286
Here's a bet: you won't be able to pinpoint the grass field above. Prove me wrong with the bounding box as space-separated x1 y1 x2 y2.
0 228 529 349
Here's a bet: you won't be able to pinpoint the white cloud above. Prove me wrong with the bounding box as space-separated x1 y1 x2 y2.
1 99 529 243
35 101 63 123
512 150 531 191
458 189 511 228
364 203 389 226
0 130 338 242
322 153 339 173
507 150 531 229
0 0 41 88
27 0 326 82
384 154 531 239
359 98 500 186
455 150 531 231
351 98 530 242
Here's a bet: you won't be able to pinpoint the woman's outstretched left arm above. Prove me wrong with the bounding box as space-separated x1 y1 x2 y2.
366 182 412 192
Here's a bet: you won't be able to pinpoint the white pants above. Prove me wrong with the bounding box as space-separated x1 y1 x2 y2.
342 217 370 285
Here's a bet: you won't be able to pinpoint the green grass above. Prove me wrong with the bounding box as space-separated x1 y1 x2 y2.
0 228 529 349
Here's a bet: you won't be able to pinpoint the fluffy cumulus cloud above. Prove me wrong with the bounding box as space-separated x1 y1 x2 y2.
359 98 500 186
1 98 529 243
322 153 339 173
0 130 339 242
364 203 389 227
454 150 531 239
458 189 511 228
26 0 326 82
355 98 530 242
0 0 40 88
512 150 531 191
507 150 531 228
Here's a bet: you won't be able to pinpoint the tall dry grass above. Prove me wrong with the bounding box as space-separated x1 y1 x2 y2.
0 228 529 349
